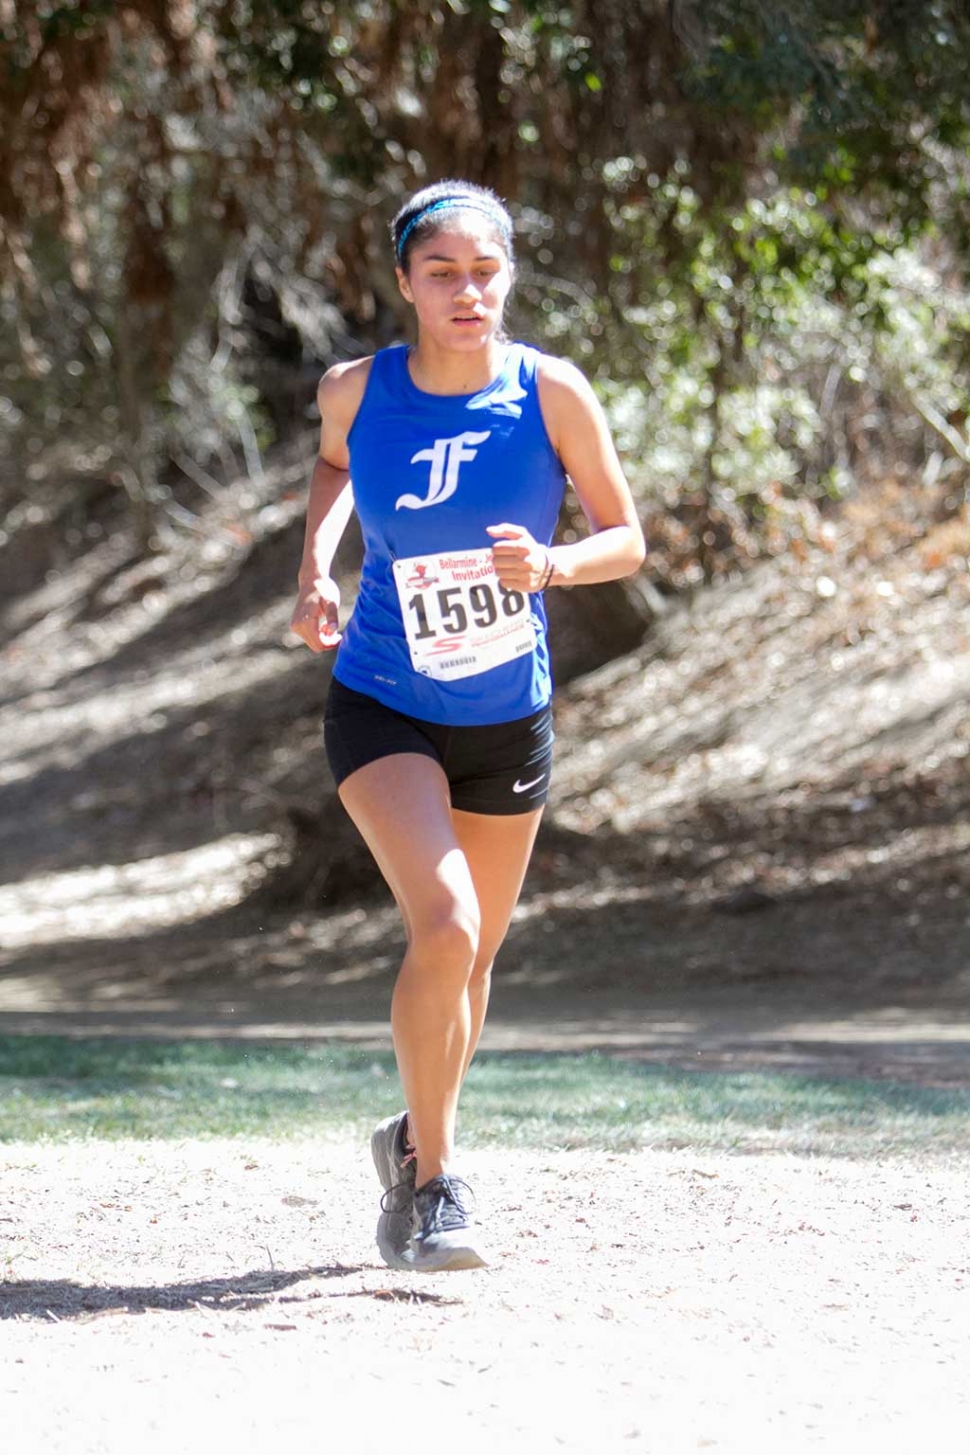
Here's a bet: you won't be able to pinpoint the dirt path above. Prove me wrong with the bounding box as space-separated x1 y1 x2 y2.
2 1139 967 1453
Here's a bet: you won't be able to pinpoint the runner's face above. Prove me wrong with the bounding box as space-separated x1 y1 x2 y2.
397 224 512 349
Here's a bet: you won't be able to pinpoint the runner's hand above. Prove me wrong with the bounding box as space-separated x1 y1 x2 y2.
486 523 551 592
290 577 342 653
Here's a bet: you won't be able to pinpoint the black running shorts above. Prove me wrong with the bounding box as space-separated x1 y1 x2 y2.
323 677 553 815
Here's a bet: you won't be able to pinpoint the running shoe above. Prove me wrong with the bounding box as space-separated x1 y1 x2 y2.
371 1110 417 1270
409 1173 487 1272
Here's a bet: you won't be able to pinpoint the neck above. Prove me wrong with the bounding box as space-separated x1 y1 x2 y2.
407 335 508 396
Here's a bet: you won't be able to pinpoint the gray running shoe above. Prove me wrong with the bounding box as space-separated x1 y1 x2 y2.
371 1110 417 1270
409 1174 487 1272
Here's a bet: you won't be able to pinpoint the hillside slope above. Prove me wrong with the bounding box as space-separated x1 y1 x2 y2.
1 455 968 1069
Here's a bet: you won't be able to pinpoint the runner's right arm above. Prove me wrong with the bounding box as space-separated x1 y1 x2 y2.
290 360 371 654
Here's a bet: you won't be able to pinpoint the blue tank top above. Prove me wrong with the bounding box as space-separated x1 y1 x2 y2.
334 342 567 725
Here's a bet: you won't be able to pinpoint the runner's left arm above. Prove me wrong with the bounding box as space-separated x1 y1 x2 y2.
488 355 644 592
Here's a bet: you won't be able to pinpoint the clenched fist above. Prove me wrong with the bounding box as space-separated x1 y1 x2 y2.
290 576 342 653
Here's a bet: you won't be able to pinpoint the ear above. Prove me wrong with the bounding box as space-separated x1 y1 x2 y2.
396 265 414 304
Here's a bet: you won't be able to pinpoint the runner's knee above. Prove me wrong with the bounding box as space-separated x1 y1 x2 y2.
409 896 481 975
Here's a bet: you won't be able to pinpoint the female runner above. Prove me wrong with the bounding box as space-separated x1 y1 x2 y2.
290 180 645 1272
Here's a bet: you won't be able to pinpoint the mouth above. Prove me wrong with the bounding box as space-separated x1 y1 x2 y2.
452 314 485 325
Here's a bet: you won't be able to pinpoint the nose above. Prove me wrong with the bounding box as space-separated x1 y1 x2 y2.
453 275 481 303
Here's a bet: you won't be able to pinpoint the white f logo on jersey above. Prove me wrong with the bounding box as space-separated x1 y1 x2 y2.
395 431 492 511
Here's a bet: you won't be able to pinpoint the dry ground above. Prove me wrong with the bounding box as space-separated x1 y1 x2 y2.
2 1139 968 1454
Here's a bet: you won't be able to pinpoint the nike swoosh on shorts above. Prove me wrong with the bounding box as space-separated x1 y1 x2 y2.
512 775 545 794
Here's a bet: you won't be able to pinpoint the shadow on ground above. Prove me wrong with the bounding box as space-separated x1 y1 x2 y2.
0 1264 455 1323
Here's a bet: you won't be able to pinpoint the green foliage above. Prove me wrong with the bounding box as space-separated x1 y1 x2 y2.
2 1 969 571
548 157 970 580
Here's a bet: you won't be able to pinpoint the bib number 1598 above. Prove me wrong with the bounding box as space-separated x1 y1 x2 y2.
405 581 527 640
392 548 537 681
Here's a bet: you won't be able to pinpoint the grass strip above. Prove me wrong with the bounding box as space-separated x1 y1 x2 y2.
0 1035 967 1156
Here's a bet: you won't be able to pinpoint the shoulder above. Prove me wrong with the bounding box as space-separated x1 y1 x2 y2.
317 355 376 431
533 353 604 451
535 352 596 392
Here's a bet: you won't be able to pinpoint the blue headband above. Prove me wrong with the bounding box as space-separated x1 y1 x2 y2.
396 197 511 260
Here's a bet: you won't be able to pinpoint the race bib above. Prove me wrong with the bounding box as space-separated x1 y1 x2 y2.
392 547 537 681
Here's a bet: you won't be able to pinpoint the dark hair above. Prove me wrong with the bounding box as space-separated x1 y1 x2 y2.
391 179 515 273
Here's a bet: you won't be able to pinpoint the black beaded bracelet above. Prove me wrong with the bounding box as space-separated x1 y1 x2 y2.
538 552 555 591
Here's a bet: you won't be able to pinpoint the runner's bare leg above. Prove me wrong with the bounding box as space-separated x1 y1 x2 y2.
338 754 479 1188
451 805 543 1082
338 758 543 1187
